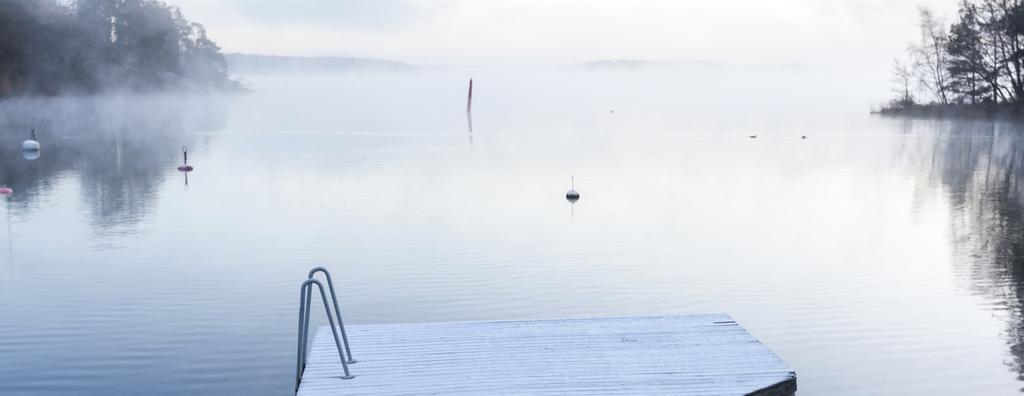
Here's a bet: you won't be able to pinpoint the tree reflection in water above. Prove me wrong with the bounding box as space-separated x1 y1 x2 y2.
0 94 228 236
929 118 1024 381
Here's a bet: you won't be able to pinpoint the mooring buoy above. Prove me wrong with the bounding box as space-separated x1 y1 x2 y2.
566 176 580 202
178 145 194 172
22 127 39 152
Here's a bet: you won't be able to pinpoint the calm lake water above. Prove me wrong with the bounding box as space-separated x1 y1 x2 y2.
2 68 1024 395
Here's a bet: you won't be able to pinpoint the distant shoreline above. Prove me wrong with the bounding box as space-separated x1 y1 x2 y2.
872 103 1024 119
225 53 414 74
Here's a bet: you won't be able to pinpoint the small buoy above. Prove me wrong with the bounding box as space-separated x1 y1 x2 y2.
22 127 39 151
0 187 13 196
566 176 580 202
801 135 807 139
610 109 615 114
178 145 194 172
748 135 758 139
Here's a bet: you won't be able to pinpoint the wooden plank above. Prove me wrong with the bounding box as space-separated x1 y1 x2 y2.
298 314 796 396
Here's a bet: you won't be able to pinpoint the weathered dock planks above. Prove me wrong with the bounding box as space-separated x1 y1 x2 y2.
297 313 796 395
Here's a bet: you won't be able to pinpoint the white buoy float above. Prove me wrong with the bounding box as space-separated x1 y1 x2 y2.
22 127 39 152
177 145 194 172
566 176 580 202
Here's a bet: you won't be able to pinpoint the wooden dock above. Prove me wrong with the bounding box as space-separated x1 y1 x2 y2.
297 314 796 395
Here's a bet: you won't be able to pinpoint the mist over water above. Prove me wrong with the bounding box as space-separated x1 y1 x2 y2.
230 64 889 134
1 67 1024 395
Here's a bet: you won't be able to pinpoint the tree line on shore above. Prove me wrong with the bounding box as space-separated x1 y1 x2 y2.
886 0 1024 114
0 0 236 98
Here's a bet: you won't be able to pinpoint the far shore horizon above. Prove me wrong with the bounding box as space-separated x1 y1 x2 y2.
224 53 823 72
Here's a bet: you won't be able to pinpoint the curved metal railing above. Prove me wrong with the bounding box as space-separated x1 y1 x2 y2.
306 267 355 364
295 268 355 392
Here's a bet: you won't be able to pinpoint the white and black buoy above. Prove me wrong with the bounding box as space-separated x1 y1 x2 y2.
22 127 39 152
177 146 194 172
566 176 580 202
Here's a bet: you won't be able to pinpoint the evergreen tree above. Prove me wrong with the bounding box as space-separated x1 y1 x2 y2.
0 0 236 98
948 0 990 103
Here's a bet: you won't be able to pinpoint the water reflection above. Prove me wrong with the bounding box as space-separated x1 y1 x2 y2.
22 149 40 161
9 70 1024 394
927 119 1024 381
3 198 12 272
0 95 227 234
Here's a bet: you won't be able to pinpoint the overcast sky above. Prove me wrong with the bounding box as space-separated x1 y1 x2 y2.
168 0 960 67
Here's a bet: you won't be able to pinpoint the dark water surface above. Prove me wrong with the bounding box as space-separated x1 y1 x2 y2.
2 70 1024 395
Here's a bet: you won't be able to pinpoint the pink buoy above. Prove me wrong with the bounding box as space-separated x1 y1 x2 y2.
0 187 13 196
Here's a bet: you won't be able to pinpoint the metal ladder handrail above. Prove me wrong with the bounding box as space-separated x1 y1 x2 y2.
295 277 354 392
306 267 355 364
